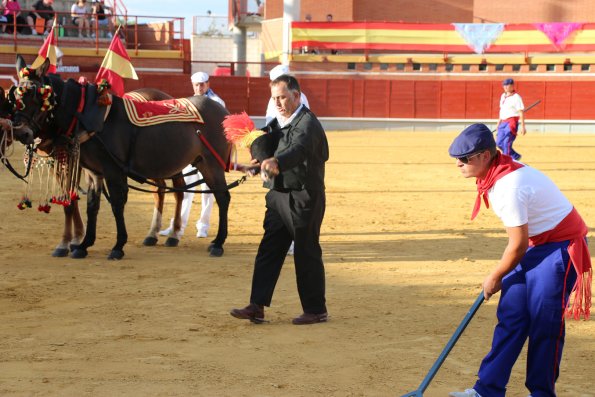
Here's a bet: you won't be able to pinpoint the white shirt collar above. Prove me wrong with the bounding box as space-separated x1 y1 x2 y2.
276 104 304 128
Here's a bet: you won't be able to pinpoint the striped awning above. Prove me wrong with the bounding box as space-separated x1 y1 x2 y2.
291 22 595 54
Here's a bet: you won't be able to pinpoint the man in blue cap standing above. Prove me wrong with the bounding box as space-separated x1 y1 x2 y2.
448 123 591 397
496 78 525 160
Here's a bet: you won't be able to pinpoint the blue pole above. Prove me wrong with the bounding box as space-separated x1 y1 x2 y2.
399 291 485 397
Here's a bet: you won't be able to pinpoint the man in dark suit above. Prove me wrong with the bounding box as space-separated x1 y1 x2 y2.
231 74 329 325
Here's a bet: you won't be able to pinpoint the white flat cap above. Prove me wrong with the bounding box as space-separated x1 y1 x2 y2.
269 64 290 80
191 72 209 83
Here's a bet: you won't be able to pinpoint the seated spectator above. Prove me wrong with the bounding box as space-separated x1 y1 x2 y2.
0 5 6 33
71 0 90 38
2 0 26 34
91 0 112 38
26 0 54 36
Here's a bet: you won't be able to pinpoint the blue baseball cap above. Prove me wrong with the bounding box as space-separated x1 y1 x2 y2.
502 78 514 85
448 123 496 158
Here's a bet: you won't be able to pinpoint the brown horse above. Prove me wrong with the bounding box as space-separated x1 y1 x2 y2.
11 55 232 260
47 88 191 258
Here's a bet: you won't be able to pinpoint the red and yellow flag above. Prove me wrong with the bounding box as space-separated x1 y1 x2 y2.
95 30 138 96
31 18 58 74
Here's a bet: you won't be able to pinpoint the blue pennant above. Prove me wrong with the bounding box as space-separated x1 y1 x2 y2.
453 23 505 54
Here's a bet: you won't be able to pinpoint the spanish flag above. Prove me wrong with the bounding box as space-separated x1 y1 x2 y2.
95 29 138 96
31 18 58 74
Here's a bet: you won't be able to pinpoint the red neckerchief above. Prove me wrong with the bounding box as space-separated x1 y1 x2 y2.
529 207 591 320
471 152 524 220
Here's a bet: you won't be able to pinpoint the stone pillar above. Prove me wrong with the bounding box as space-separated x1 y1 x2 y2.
232 25 247 76
281 0 301 64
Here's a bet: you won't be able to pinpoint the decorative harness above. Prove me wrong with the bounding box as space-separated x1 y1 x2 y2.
13 67 83 213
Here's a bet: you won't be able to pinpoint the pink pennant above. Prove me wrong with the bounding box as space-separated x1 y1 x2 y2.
534 22 584 49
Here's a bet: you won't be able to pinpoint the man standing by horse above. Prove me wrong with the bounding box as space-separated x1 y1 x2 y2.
160 71 226 239
230 74 329 325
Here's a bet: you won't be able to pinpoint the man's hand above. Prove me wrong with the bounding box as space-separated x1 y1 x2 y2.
260 157 279 181
482 273 502 301
241 158 260 177
519 124 527 135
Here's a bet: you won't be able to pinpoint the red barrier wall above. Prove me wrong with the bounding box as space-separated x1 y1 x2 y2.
125 75 595 121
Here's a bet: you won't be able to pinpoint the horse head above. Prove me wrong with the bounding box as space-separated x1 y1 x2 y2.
11 55 57 145
1 85 15 157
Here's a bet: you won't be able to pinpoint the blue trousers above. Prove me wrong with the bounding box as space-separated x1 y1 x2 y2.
474 240 577 397
496 122 522 160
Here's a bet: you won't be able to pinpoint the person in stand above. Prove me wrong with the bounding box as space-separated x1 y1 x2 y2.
2 0 26 34
264 64 310 256
26 0 54 35
159 71 225 239
496 78 525 160
90 0 112 38
230 74 329 325
448 123 591 397
71 0 90 38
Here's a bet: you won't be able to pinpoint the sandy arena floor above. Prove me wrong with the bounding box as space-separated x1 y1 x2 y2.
0 130 593 397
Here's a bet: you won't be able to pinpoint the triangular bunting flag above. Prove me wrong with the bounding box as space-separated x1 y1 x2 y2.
534 22 584 50
31 18 58 74
453 23 505 54
95 29 138 96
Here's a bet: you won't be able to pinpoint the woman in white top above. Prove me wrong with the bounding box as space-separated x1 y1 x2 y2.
71 0 90 38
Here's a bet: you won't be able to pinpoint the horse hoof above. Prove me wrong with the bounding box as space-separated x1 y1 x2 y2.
143 237 158 246
207 243 215 252
209 246 224 257
52 248 69 257
71 248 88 259
164 237 179 247
108 250 124 260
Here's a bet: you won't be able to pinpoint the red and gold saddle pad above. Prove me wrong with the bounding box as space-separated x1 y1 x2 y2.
122 93 204 126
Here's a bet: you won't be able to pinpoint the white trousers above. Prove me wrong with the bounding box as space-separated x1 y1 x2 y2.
179 164 214 234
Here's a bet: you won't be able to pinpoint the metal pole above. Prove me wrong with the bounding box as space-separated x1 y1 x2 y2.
399 292 485 397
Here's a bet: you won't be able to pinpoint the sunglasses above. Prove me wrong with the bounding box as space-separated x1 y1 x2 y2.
457 151 484 164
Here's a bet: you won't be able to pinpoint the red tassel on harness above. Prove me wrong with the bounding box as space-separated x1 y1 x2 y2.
223 112 255 142
222 112 264 149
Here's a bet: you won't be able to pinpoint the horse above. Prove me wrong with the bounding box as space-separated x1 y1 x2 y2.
42 88 191 258
5 83 215 258
11 55 232 260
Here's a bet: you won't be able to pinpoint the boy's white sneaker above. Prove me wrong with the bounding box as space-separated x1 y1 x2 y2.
449 389 482 397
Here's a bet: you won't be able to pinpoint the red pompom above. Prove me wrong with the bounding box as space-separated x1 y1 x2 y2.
223 112 255 143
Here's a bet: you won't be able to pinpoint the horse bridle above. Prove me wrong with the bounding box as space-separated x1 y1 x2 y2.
11 76 56 141
2 72 58 181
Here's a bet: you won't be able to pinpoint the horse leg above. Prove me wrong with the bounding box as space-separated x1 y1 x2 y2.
103 163 129 260
53 199 84 257
209 189 230 257
200 164 230 257
71 196 86 246
164 176 187 247
71 173 102 259
143 178 165 247
53 203 75 257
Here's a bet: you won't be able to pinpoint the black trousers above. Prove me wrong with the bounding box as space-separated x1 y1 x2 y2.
250 189 327 314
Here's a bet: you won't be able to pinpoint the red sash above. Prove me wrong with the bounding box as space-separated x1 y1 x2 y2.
503 116 519 136
472 152 524 220
529 208 592 320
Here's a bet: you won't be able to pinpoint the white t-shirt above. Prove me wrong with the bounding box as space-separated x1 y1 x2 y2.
265 92 309 124
488 165 572 237
499 92 524 120
71 4 88 16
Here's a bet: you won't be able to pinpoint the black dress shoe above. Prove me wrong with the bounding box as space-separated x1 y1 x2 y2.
230 303 266 324
292 312 328 325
